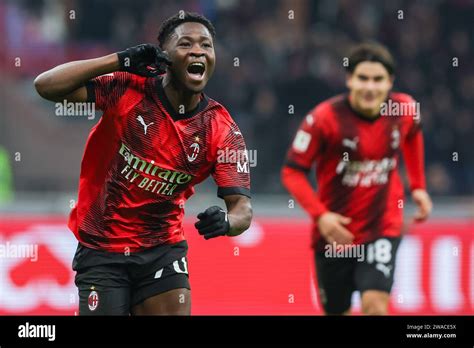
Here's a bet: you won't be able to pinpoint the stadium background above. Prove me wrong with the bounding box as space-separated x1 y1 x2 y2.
0 0 472 314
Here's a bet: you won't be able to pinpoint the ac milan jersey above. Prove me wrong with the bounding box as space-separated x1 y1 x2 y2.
286 93 423 249
68 72 250 252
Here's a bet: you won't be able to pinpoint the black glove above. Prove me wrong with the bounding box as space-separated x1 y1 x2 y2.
117 43 171 77
195 206 230 240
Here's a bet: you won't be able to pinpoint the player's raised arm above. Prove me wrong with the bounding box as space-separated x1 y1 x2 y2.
34 53 119 102
34 44 171 102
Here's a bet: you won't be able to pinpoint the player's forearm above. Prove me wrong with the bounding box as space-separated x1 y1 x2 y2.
34 53 120 100
402 131 426 191
281 166 328 220
226 197 253 236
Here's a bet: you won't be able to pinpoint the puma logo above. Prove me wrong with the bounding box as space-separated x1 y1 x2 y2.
342 137 359 150
136 115 154 135
376 263 392 278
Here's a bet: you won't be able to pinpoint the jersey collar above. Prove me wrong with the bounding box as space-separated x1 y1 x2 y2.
155 77 209 121
346 94 392 123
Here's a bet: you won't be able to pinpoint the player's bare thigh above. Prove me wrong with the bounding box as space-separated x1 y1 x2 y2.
131 288 191 315
361 290 390 315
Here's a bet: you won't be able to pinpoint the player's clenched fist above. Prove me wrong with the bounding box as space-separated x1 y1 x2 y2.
117 43 171 77
195 206 230 240
317 212 354 245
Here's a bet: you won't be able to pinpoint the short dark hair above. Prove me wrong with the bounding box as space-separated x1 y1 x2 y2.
157 12 216 48
346 42 395 75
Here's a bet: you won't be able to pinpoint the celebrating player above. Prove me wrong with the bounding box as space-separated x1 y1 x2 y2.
281 42 432 315
34 12 252 315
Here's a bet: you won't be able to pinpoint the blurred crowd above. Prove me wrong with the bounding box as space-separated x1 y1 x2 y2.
1 0 473 195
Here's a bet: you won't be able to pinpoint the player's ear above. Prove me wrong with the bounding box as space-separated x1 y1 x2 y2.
159 40 169 55
388 74 395 89
161 49 172 65
346 73 353 89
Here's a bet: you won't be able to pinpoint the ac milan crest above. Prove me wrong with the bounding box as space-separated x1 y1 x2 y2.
88 290 99 311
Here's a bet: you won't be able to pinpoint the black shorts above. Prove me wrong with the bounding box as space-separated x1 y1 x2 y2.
315 237 401 314
72 240 190 315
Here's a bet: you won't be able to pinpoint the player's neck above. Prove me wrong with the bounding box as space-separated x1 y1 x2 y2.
161 76 201 114
348 94 380 119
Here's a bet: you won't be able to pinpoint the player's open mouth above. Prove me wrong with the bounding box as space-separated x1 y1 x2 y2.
186 62 206 81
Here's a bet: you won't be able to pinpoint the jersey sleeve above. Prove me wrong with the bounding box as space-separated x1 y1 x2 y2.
285 110 326 172
211 121 251 199
282 107 329 218
404 95 423 138
401 97 426 191
85 72 134 111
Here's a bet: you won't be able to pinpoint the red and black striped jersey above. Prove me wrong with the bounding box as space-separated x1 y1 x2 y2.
68 72 250 252
285 92 425 249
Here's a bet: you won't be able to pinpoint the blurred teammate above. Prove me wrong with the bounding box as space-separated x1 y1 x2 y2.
34 12 252 315
281 42 432 315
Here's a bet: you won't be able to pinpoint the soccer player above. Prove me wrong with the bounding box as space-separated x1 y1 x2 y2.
34 12 252 315
281 42 432 315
